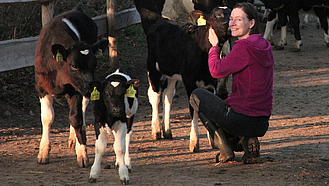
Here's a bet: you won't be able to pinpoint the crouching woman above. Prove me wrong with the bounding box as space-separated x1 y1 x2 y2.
190 2 274 164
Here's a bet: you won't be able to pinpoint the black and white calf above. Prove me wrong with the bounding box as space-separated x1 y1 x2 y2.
34 7 107 167
89 69 140 185
135 5 231 152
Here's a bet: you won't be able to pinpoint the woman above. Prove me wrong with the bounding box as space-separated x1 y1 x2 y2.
190 2 274 164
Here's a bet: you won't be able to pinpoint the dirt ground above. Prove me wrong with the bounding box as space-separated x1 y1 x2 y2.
1 16 329 185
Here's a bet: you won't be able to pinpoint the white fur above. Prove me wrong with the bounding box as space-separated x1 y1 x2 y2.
162 78 177 136
112 122 129 183
125 128 133 171
278 25 287 47
89 122 130 184
325 31 329 44
189 110 199 152
148 80 162 139
62 18 81 41
80 49 89 55
89 126 108 179
111 81 120 87
124 96 138 118
38 95 54 163
106 69 131 81
263 14 277 43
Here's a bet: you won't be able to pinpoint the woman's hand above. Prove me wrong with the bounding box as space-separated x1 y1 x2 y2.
208 27 219 47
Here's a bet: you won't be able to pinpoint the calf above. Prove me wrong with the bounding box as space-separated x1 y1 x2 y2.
137 6 231 152
261 0 329 51
89 69 140 185
34 7 108 167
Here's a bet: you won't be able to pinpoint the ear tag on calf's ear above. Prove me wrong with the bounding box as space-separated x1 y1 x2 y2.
54 50 63 62
126 84 136 98
91 87 100 101
197 16 206 26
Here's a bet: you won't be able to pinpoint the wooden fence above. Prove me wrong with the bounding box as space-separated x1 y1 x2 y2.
0 0 141 72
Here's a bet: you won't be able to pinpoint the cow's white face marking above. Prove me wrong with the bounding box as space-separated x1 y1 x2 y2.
80 49 89 55
111 81 120 87
106 69 132 81
62 18 81 41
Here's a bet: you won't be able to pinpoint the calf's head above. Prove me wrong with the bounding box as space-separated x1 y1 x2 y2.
192 6 231 45
92 75 140 123
52 38 108 97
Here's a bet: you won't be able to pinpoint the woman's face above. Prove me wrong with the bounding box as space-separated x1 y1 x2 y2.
229 8 255 40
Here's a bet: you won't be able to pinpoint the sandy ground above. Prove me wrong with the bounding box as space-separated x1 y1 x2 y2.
1 18 329 185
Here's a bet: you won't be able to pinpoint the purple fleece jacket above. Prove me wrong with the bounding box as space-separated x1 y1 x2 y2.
208 34 274 117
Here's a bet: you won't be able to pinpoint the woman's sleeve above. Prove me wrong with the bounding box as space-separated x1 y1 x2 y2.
208 44 249 78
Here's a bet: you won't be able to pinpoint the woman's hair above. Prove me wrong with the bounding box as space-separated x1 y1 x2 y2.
233 2 261 35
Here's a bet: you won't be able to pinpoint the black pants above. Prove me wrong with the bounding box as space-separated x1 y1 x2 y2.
190 88 269 137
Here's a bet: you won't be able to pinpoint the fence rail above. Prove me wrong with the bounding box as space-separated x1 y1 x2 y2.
0 1 141 72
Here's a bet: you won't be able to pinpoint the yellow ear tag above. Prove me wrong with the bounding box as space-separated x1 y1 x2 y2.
197 15 206 26
90 87 100 101
55 50 63 62
95 49 103 58
126 84 136 98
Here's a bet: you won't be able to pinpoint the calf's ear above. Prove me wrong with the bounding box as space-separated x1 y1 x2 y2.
92 38 109 57
128 79 140 88
191 10 203 23
51 44 68 62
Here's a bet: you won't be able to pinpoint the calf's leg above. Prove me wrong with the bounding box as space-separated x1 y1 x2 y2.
66 94 89 167
68 96 89 149
112 122 129 185
125 128 133 172
38 94 54 164
148 81 162 140
89 126 107 183
189 110 200 152
162 78 177 139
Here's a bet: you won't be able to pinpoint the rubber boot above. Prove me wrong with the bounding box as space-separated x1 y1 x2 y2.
241 137 260 164
198 112 235 163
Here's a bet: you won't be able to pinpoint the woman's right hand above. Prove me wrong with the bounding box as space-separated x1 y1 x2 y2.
208 27 219 47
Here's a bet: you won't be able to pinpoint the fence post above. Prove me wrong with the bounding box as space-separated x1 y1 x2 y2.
107 0 119 68
41 1 54 27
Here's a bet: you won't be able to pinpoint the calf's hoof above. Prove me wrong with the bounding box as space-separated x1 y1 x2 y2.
121 179 129 185
89 178 97 183
163 130 172 139
152 132 162 140
37 157 49 164
274 45 284 50
189 143 200 153
77 156 89 168
215 152 235 163
289 48 300 52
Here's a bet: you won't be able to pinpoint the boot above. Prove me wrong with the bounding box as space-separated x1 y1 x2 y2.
198 112 235 163
241 137 260 164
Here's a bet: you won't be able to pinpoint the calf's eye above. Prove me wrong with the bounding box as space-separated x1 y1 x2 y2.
71 64 78 70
